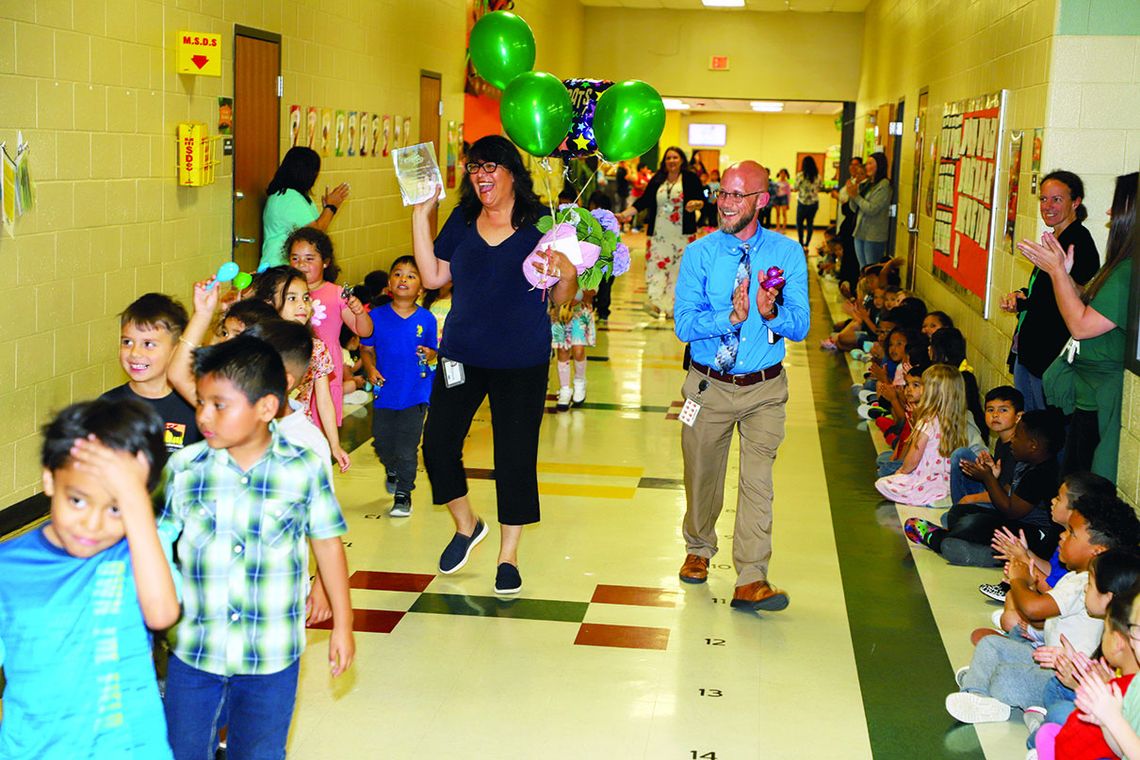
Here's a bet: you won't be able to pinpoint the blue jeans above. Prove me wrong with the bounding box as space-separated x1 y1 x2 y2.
854 238 886 269
1013 359 1046 412
165 655 300 760
949 445 990 506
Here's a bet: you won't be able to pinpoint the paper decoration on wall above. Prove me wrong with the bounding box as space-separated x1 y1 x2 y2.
1030 127 1043 194
393 116 402 151
931 90 1007 315
289 105 302 147
1003 131 1023 252
382 115 391 156
446 120 457 188
306 107 318 149
218 98 233 135
370 114 381 157
1 145 13 236
13 133 33 217
347 111 358 157
334 111 346 157
403 117 413 148
358 112 369 157
320 109 333 157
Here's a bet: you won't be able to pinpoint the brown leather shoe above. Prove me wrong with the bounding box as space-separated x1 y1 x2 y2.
730 580 789 611
679 554 709 584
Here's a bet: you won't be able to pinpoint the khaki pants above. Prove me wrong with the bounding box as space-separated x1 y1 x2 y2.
680 366 788 586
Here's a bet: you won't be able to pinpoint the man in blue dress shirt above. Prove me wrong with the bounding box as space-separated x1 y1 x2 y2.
673 161 810 611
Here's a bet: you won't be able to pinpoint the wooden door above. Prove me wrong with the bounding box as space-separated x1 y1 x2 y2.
419 71 442 237
691 149 719 175
905 90 929 289
234 28 281 272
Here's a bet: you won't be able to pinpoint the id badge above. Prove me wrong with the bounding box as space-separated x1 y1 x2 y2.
678 397 702 427
442 359 465 388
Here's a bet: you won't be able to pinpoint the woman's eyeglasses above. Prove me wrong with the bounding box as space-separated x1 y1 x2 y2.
466 161 499 174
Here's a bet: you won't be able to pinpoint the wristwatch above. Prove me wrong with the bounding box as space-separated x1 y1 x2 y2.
324 203 338 214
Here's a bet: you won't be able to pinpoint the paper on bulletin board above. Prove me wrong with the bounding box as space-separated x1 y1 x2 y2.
289 105 302 147
403 117 413 149
347 112 358 157
320 109 333 157
382 116 391 157
393 116 402 151
334 111 346 157
370 114 381 157
358 112 369 157
306 107 318 149
1003 131 1023 252
931 90 1007 313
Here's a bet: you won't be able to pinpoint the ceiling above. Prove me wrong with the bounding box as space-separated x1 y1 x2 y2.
578 0 870 11
663 98 844 115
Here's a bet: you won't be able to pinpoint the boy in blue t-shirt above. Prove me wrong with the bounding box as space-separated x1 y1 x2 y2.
360 255 438 517
0 398 180 759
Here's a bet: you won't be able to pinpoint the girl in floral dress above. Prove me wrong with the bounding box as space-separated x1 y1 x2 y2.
875 364 969 506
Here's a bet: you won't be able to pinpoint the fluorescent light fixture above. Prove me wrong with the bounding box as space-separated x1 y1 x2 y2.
663 98 691 110
702 0 745 6
750 101 784 112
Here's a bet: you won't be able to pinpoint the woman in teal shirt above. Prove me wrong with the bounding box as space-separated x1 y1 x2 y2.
260 146 349 269
1018 172 1137 480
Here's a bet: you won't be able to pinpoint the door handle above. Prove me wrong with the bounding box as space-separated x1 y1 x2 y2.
234 236 256 245
234 190 245 200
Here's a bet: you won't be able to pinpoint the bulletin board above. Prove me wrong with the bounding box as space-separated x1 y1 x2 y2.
931 90 1008 317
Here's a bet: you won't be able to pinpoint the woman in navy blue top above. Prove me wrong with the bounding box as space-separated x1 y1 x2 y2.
412 135 577 595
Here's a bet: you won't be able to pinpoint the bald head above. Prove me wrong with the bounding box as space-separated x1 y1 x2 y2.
723 161 768 192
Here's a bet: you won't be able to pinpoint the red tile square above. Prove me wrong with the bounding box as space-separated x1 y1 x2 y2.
349 570 435 593
591 584 679 608
574 623 670 650
309 608 406 634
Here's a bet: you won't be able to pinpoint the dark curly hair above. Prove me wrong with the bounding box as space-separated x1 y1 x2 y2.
457 135 545 230
284 225 339 282
1075 492 1140 551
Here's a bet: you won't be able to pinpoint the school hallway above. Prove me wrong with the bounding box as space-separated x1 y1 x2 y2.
294 232 1023 760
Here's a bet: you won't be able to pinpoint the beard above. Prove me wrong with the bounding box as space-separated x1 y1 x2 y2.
718 204 755 234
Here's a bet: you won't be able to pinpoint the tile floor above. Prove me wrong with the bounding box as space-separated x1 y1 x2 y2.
283 232 1024 759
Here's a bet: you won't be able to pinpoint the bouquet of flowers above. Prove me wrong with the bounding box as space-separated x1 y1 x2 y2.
524 205 630 291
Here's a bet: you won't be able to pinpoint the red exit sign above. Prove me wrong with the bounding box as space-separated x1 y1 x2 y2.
709 56 730 71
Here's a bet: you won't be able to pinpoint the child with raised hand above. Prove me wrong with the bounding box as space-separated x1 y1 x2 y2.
906 409 1063 566
0 398 179 758
359 255 438 517
286 227 372 427
875 364 969 506
101 293 202 453
945 491 1140 724
160 336 354 758
876 362 927 477
252 266 351 472
1028 549 1140 756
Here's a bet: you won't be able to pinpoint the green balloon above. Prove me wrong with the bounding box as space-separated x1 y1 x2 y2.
593 80 666 162
500 71 573 157
468 11 536 91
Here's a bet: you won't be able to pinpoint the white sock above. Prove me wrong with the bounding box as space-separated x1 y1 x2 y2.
557 361 571 387
574 359 587 381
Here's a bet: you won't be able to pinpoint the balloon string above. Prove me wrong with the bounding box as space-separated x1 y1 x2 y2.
536 157 559 301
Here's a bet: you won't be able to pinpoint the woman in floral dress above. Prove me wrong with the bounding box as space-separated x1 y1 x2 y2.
618 147 705 318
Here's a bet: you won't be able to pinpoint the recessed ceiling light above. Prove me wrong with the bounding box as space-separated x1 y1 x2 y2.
663 98 691 110
750 101 784 112
702 0 745 7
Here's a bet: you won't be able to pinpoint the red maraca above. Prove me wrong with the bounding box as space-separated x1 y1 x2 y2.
760 266 785 290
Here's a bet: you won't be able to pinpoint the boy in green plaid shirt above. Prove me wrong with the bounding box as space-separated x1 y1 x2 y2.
158 335 354 759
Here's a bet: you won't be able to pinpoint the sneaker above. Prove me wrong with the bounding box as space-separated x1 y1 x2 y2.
858 389 878 404
1023 705 1046 734
904 518 941 548
493 562 522 594
979 582 1008 603
991 609 1005 629
849 349 868 361
438 519 488 574
955 666 969 688
571 378 586 407
820 338 838 351
385 470 397 495
856 403 887 420
344 389 371 406
945 691 1011 723
389 491 411 518
556 385 571 412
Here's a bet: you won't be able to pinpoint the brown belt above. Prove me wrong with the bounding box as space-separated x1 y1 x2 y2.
691 360 783 386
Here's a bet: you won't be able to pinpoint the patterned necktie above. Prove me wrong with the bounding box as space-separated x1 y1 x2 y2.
714 243 752 372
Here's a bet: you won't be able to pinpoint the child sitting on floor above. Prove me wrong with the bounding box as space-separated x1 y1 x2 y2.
922 310 953 338
874 364 969 506
1027 548 1140 756
930 327 986 440
949 386 1024 509
875 361 927 477
945 491 1140 724
905 409 1064 566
